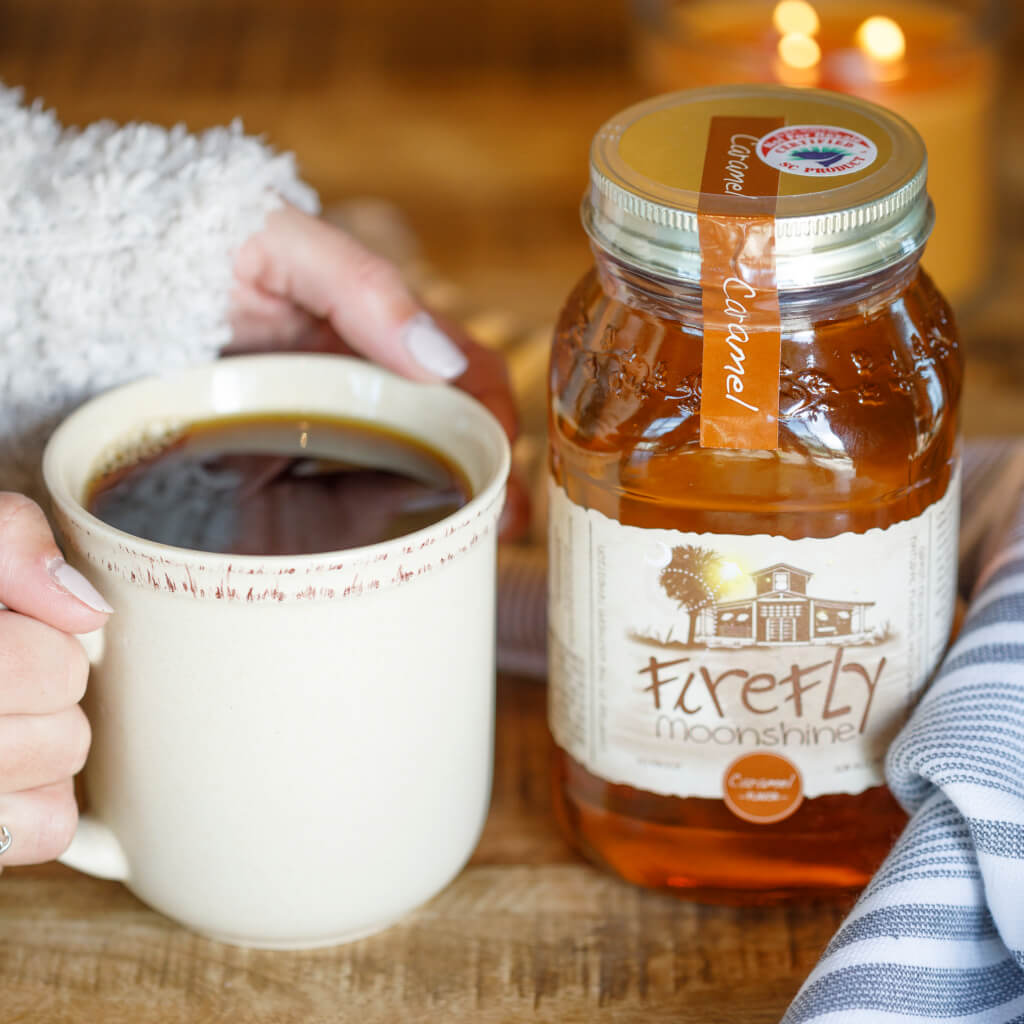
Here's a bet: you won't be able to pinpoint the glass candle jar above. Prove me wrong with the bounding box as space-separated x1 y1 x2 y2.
547 85 962 904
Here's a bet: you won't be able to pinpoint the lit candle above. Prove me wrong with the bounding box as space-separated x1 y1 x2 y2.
633 0 999 306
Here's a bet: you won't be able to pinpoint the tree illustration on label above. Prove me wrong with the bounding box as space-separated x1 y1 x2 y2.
659 545 723 646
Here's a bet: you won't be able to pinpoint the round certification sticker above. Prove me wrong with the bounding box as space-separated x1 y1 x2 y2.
756 124 879 178
723 752 804 824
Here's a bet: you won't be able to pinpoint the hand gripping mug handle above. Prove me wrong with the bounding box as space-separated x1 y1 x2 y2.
0 601 130 881
0 596 128 880
58 624 130 880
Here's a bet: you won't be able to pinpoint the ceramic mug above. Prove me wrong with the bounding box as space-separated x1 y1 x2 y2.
42 353 510 949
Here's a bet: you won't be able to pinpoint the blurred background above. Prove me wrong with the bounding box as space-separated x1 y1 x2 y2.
0 0 1022 439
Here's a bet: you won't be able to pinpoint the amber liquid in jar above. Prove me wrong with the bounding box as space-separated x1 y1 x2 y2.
548 257 962 903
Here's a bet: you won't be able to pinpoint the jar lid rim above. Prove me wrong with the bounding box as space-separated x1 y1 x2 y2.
586 85 931 288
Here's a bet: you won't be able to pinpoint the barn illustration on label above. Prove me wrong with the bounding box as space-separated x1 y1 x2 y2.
648 546 879 648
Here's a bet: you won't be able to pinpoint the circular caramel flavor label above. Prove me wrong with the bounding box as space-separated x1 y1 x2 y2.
723 753 804 824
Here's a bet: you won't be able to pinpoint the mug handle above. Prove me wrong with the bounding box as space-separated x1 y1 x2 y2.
60 624 131 880
0 601 130 882
59 813 129 880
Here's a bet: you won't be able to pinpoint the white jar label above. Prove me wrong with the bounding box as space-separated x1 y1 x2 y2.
547 467 960 813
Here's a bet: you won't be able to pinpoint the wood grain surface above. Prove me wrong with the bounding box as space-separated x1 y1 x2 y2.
0 1 1021 1020
1 678 850 1024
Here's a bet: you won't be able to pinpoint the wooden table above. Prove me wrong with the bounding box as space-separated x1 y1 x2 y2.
1 676 850 1023
0 1 1021 1020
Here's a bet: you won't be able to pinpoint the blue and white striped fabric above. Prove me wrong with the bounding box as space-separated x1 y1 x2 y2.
783 472 1024 1023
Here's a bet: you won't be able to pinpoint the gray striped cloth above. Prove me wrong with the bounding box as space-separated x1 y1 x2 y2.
781 441 1024 1023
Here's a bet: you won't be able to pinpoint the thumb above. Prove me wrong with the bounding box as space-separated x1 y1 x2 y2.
0 493 112 634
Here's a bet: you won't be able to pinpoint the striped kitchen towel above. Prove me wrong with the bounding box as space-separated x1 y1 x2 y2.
781 468 1024 1024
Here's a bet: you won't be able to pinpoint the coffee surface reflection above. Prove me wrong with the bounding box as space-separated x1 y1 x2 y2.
86 415 471 555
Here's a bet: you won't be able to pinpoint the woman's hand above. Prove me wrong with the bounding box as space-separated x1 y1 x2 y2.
230 204 528 537
0 494 111 872
230 205 519 442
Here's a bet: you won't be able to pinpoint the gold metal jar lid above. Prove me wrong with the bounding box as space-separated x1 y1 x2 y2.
584 84 931 290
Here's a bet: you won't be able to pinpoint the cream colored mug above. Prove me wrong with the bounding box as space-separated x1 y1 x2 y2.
41 354 510 949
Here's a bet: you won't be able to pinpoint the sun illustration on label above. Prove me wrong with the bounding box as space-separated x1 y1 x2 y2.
718 560 743 582
788 146 852 168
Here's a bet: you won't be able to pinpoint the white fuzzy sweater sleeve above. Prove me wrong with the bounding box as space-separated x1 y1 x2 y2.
0 84 320 500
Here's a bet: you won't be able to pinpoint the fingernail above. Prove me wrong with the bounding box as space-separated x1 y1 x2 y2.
49 559 114 614
402 313 469 381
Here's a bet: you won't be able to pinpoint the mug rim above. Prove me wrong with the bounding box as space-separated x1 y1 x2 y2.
42 353 512 570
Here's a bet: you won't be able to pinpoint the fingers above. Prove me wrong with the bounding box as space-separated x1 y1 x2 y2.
232 209 520 442
0 706 90 792
233 205 469 383
0 610 89 714
0 493 112 634
0 495 102 870
430 314 519 443
498 469 532 543
0 778 78 867
226 283 316 353
232 205 520 451
0 609 92 870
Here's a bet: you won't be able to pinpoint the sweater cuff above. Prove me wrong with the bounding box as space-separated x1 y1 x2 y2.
0 84 320 500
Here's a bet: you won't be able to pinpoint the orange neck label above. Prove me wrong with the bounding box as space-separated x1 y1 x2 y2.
698 116 784 451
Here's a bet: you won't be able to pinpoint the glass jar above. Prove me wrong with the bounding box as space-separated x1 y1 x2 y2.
547 85 962 904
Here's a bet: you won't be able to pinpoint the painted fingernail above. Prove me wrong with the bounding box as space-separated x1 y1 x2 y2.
49 559 114 614
402 313 469 381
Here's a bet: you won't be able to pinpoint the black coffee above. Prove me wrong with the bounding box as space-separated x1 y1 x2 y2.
86 415 471 556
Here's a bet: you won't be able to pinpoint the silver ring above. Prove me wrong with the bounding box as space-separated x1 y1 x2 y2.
0 825 11 855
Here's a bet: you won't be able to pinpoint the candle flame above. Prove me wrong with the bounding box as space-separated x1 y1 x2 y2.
772 1 820 38
856 15 906 63
777 32 822 71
